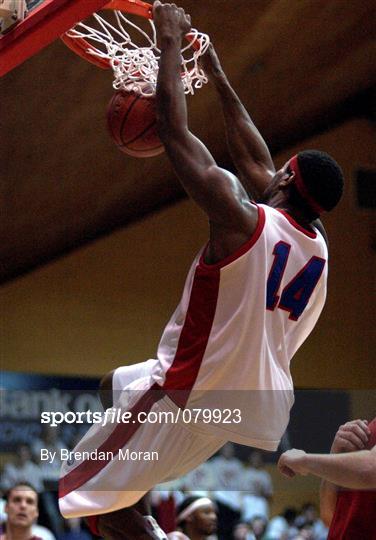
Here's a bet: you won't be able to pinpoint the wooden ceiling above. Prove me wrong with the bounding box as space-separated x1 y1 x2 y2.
1 0 375 283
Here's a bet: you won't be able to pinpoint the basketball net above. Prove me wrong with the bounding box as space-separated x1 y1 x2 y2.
65 10 210 97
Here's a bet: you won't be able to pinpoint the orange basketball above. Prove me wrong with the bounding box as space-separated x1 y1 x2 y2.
106 90 164 158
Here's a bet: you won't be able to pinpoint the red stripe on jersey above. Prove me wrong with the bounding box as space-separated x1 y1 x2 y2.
163 206 265 407
162 265 220 408
59 383 164 498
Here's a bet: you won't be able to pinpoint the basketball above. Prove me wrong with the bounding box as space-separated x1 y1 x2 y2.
106 90 164 158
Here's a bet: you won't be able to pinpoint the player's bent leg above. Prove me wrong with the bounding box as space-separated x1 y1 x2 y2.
96 504 168 540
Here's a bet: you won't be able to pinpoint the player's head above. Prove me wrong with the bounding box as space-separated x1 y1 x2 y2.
177 496 217 537
5 483 39 531
265 150 344 219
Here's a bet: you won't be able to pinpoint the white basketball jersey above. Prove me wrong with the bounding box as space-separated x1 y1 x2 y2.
152 204 328 449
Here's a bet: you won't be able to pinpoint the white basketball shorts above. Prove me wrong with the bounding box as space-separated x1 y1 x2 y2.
59 361 225 518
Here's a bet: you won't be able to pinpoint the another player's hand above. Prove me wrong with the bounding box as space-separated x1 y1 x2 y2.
153 1 191 42
278 449 308 478
199 43 224 80
330 419 370 454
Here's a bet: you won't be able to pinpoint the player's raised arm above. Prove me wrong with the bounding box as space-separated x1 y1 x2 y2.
200 45 275 201
153 1 257 239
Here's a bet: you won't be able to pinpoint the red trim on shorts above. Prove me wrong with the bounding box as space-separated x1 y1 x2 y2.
277 209 317 239
199 205 265 270
58 384 164 498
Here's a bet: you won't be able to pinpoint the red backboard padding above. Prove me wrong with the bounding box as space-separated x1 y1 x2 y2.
0 0 108 76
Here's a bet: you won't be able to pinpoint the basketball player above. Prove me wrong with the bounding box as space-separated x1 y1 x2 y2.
1 483 41 540
59 2 344 537
174 496 217 540
278 418 376 538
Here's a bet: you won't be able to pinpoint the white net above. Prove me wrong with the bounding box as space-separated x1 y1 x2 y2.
65 10 210 96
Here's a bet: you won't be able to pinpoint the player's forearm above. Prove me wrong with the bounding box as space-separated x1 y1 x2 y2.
319 479 337 526
303 451 376 490
210 70 274 194
156 36 188 139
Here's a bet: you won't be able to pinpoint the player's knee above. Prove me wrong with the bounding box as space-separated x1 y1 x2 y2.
99 370 115 409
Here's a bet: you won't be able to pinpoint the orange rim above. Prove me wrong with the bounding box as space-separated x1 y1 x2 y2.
61 0 200 71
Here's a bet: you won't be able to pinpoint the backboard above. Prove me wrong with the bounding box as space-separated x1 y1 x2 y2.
0 0 108 76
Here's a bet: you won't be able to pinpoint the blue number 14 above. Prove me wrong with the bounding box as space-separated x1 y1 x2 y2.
266 241 326 321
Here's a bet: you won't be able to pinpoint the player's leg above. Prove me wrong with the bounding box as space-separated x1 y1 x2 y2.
99 359 160 410
96 502 168 540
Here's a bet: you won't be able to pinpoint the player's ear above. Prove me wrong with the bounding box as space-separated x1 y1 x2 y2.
279 169 295 188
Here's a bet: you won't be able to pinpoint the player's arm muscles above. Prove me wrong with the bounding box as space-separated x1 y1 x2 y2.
155 32 257 244
201 45 275 200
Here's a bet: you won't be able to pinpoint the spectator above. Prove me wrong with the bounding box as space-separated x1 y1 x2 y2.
1 482 42 540
249 516 268 540
241 451 273 521
210 443 243 539
265 507 298 539
1 445 44 493
183 461 216 496
57 518 91 540
32 524 56 540
233 522 255 540
31 427 67 488
31 427 67 536
175 496 217 540
294 504 327 540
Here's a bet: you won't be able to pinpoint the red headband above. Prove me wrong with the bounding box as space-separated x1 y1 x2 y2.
289 155 324 215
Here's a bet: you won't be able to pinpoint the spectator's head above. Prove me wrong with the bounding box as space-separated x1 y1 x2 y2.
301 502 318 522
282 507 297 525
248 450 264 469
250 516 267 539
233 521 254 540
15 444 32 465
4 483 39 535
219 442 236 460
41 425 59 444
295 522 314 540
177 496 217 538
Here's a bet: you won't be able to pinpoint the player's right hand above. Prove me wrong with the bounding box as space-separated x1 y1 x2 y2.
153 1 192 40
330 419 370 454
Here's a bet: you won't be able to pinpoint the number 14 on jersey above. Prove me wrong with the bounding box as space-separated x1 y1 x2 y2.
266 241 326 321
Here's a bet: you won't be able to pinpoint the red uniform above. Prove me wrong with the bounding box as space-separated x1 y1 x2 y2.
328 417 376 540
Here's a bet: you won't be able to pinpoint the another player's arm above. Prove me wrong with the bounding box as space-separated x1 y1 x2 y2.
320 419 370 524
200 45 275 200
154 2 257 243
278 420 371 526
278 446 376 490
